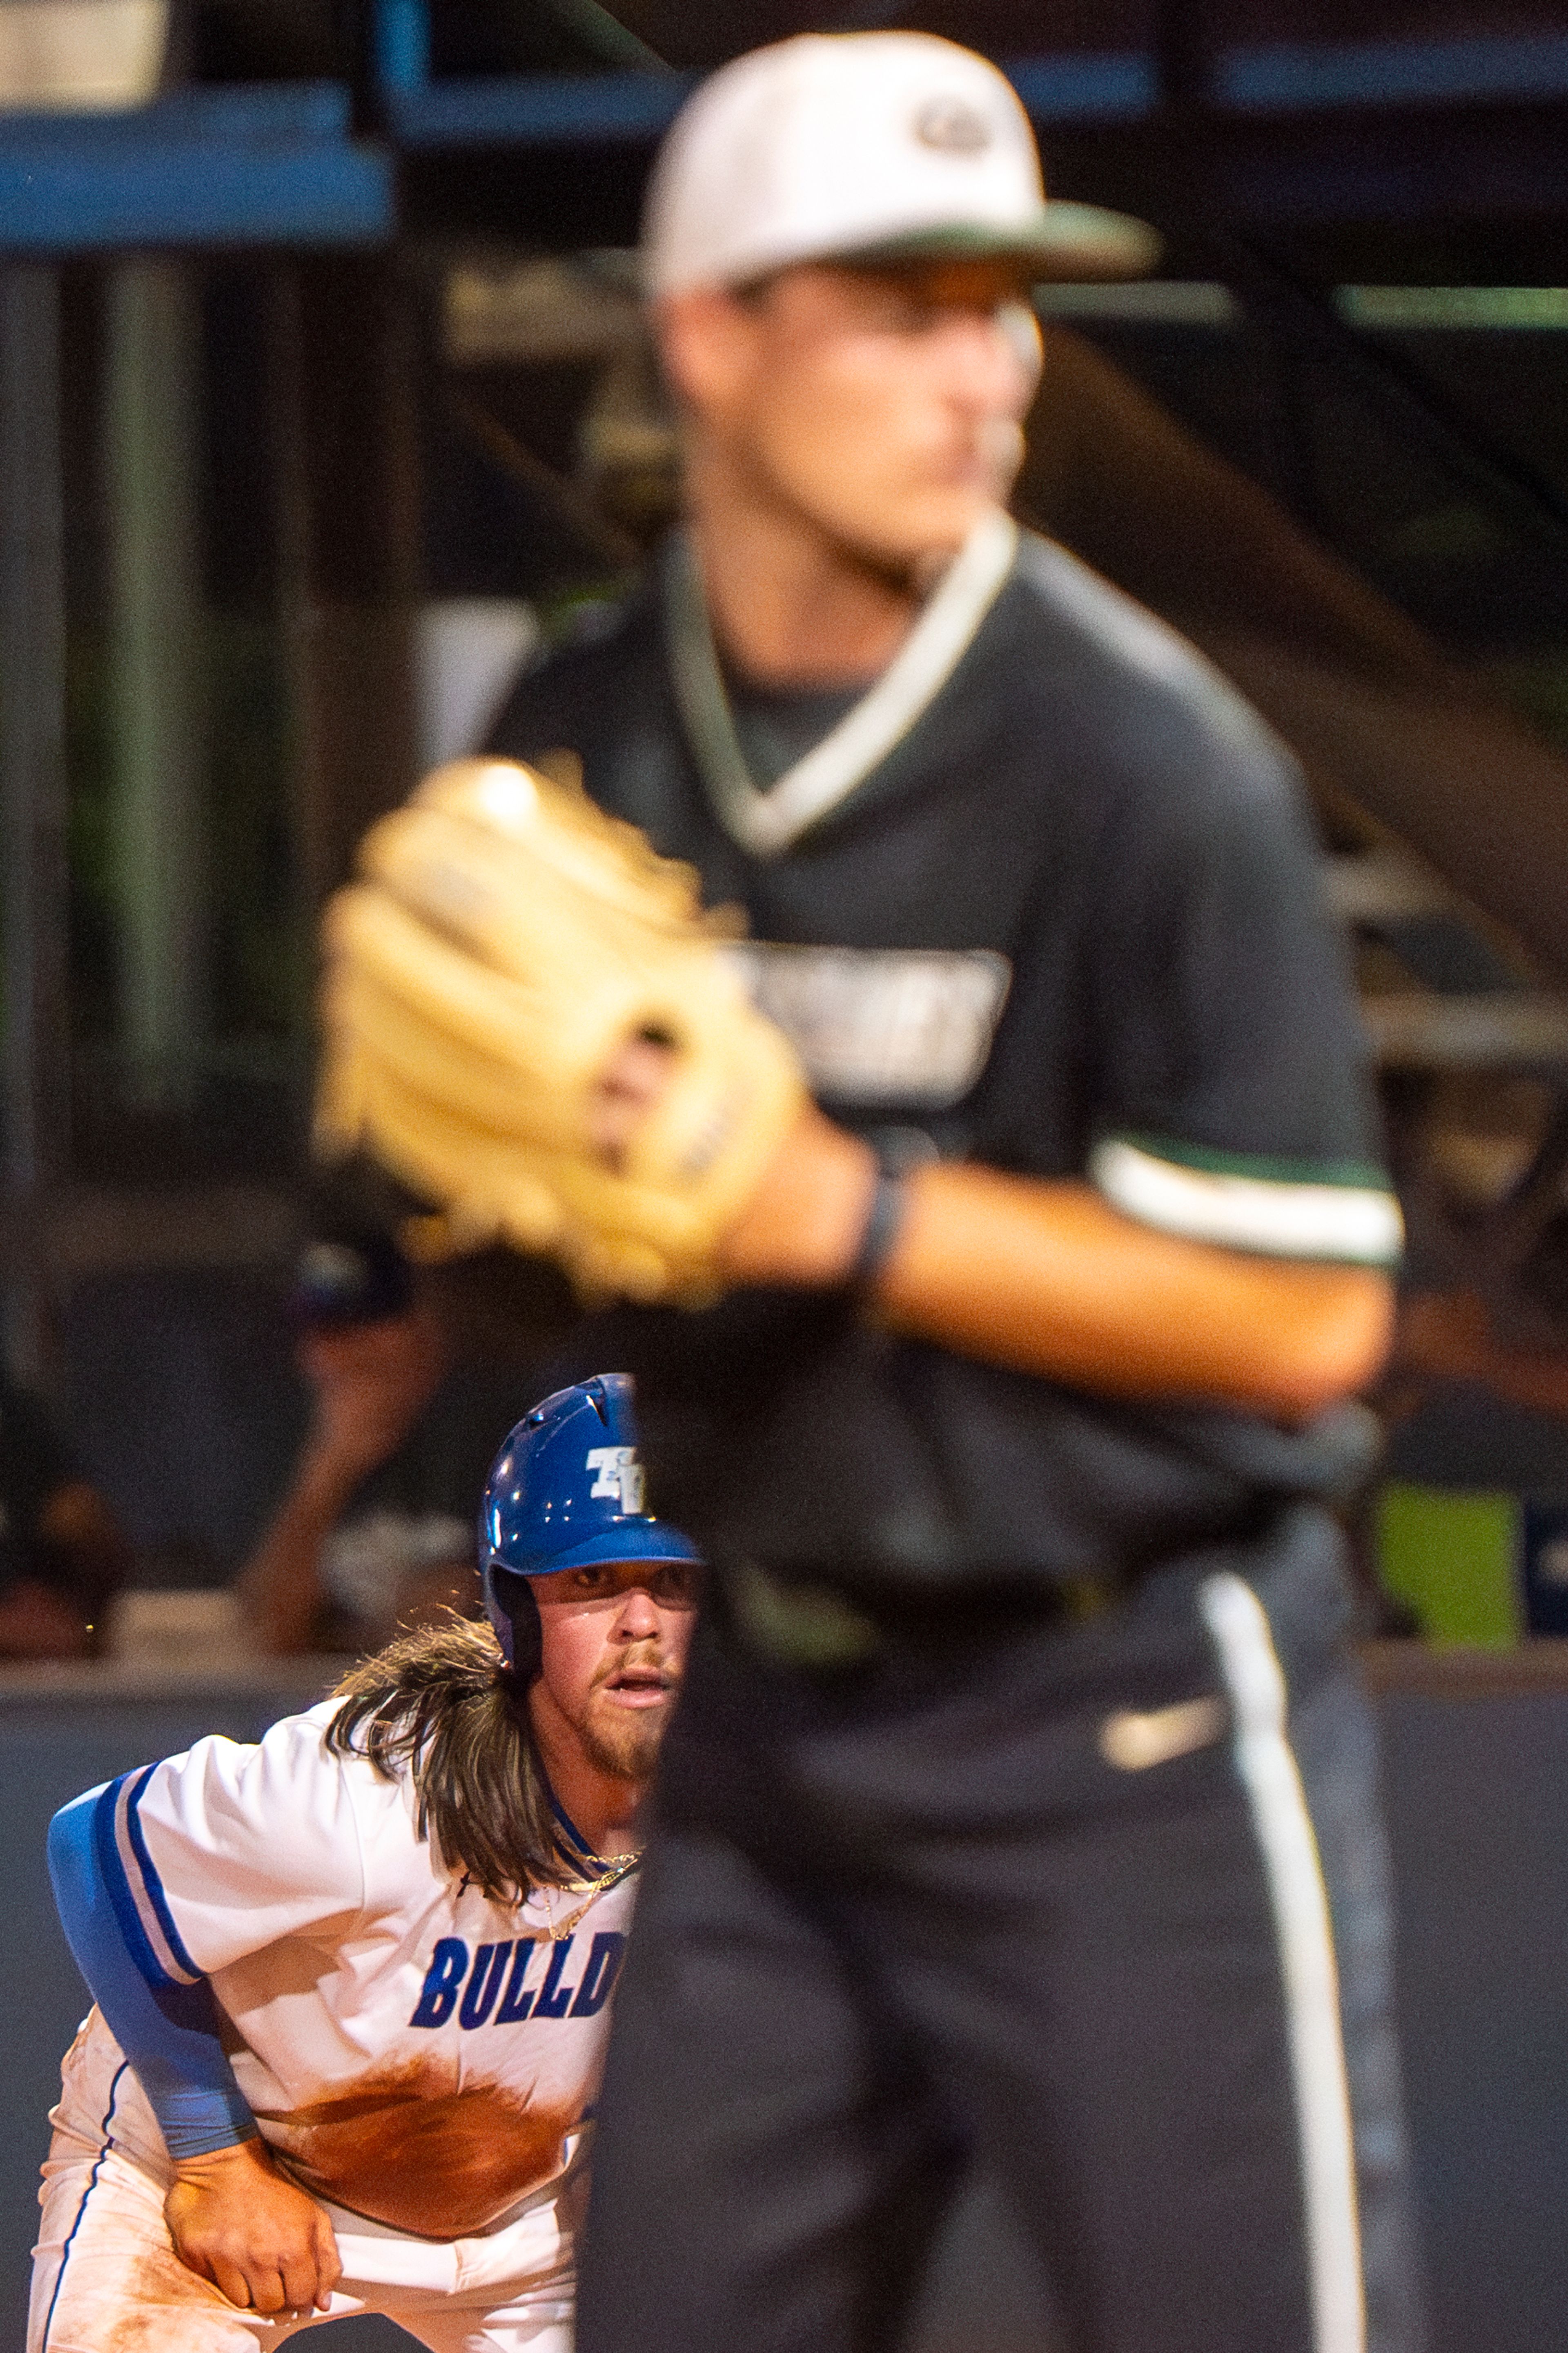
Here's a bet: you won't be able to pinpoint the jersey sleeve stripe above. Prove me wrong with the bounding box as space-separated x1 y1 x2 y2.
90 1778 181 1992
108 1769 203 1988
1090 1136 1404 1266
121 1766 204 1984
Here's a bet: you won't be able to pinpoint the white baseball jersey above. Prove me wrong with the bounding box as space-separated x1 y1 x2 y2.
98 1700 636 2241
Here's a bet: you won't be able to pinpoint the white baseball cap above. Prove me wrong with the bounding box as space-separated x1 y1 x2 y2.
643 32 1158 299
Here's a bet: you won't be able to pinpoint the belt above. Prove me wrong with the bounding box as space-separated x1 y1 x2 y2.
719 1555 1127 1671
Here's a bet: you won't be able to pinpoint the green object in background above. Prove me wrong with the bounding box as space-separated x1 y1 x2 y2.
1377 1483 1523 1647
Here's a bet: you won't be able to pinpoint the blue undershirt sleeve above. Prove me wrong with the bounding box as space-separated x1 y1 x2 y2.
48 1784 258 2159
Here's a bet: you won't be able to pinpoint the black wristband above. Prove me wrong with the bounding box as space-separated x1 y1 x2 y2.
850 1170 906 1291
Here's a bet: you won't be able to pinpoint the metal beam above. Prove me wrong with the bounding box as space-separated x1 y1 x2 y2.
0 49 1554 258
0 86 390 254
104 258 208 1106
272 254 421 908
1365 997 1568 1074
0 265 69 1384
1215 30 1568 114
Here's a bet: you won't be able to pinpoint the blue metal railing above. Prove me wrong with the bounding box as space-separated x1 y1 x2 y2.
0 83 391 252
1217 29 1568 113
0 5 1559 256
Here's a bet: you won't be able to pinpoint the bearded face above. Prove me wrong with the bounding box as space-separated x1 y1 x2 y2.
526 1560 702 1791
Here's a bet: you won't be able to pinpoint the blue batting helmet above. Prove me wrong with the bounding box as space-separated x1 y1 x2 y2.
479 1373 701 1671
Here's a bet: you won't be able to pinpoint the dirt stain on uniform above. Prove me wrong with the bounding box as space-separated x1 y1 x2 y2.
256 2059 579 2239
106 2241 259 2351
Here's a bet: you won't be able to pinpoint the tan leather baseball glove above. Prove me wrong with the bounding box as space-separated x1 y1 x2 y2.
315 757 806 1305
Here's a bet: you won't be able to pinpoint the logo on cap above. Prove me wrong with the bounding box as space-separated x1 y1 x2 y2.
912 96 991 155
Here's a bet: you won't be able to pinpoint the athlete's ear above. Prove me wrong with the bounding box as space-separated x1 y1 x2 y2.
653 288 766 426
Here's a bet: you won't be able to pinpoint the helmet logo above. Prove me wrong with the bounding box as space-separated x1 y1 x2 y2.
913 96 991 155
587 1445 646 1514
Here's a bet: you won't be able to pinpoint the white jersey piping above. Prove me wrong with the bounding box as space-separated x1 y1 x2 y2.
1199 1571 1366 2353
663 510 1019 858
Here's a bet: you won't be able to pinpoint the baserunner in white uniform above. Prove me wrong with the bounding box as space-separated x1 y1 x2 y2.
31 1374 700 2353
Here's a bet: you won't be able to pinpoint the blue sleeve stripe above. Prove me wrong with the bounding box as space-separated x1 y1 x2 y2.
89 1778 178 1994
122 1764 203 1984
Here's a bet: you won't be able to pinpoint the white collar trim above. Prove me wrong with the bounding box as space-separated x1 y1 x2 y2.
664 510 1019 859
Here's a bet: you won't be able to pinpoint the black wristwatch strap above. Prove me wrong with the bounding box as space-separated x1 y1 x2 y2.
850 1169 907 1290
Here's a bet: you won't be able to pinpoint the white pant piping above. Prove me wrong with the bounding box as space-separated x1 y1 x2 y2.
1199 1571 1366 2353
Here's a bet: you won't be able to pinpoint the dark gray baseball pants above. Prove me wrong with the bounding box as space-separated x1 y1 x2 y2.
577 1510 1424 2353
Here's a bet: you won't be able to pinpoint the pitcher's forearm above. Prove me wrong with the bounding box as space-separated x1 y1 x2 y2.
713 1109 1393 1416
873 1162 1394 1417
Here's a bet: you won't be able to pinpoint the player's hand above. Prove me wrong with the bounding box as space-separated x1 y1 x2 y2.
592 1040 878 1287
165 2136 342 2317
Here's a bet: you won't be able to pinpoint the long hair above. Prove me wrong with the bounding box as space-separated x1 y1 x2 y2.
325 1616 573 1899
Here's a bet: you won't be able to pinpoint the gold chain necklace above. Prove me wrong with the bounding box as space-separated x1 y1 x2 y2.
532 1851 641 1944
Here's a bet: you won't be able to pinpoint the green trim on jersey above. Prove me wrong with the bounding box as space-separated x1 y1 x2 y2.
1091 1134 1404 1267
1106 1132 1394 1193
